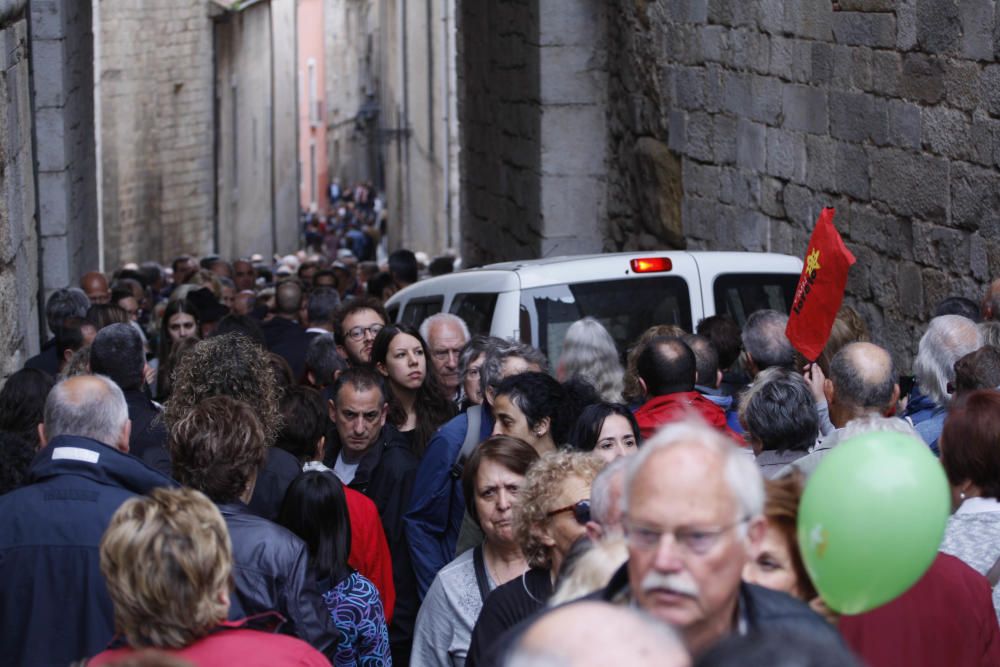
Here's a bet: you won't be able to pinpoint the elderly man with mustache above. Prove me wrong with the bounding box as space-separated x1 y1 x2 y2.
601 420 842 658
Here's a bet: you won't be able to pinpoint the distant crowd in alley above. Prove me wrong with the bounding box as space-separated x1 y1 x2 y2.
2 186 1000 665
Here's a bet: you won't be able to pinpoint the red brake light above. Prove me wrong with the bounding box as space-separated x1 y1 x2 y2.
630 257 672 273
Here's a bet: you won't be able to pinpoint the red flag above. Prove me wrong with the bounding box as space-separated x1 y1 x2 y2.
785 208 856 361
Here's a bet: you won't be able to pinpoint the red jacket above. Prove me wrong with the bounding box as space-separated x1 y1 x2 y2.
344 485 396 623
839 553 1000 667
89 621 328 667
634 391 742 443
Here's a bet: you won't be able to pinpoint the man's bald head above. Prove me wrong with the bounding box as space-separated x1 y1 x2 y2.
827 342 898 427
41 375 130 452
80 271 110 305
510 602 689 667
275 280 304 317
636 336 696 397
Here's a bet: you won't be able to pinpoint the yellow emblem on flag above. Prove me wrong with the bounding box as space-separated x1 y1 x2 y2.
806 248 822 275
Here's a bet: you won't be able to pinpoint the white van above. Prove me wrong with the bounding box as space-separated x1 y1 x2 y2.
385 251 803 361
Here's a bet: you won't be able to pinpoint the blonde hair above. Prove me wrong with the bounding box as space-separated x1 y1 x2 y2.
514 451 606 569
100 487 232 649
549 537 628 606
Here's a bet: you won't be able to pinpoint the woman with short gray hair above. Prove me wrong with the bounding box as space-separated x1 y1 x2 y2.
739 367 818 478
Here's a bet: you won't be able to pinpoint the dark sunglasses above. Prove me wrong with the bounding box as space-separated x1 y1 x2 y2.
547 499 591 525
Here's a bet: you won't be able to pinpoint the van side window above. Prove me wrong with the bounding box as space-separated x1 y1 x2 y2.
523 277 691 362
401 297 443 328
713 273 799 327
450 293 498 336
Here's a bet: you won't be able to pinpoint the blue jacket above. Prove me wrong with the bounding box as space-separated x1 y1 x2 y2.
404 408 494 597
0 435 175 666
903 383 945 455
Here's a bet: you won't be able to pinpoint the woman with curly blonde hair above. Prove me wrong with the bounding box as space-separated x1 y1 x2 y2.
465 451 605 665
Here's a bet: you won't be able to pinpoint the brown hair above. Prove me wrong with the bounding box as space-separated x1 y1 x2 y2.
623 324 687 403
941 390 1000 500
763 472 818 601
100 487 231 649
462 435 541 527
163 333 282 444
331 295 389 345
168 395 268 503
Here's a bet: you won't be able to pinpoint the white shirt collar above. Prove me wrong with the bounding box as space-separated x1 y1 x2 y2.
956 496 1000 515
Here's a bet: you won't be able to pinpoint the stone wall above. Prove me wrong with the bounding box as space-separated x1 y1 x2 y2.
31 0 98 299
98 0 214 267
0 2 39 376
607 0 1000 368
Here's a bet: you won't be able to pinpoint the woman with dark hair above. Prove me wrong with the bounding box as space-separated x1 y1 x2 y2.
742 472 818 602
939 389 1000 619
0 367 55 448
491 372 599 456
568 402 640 462
371 323 456 457
85 303 131 331
279 471 391 666
411 436 539 666
155 299 201 400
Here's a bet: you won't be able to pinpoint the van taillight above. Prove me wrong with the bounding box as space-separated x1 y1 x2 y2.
630 257 672 273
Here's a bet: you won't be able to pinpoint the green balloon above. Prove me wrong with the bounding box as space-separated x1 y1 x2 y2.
796 431 950 615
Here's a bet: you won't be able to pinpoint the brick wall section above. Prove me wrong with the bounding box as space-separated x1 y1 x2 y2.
99 0 214 267
609 0 1000 367
458 0 542 266
0 5 40 376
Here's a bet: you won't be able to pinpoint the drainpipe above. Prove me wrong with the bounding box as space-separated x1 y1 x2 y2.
441 0 451 250
269 2 278 256
91 0 104 271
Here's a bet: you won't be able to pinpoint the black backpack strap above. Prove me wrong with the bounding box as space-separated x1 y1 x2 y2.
472 544 492 602
450 404 483 480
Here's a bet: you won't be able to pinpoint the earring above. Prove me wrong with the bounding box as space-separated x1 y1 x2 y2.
960 492 967 500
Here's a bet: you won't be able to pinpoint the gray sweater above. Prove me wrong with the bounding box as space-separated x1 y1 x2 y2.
939 504 1000 622
411 548 495 667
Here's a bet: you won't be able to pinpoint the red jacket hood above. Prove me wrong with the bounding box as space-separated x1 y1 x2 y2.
634 391 743 443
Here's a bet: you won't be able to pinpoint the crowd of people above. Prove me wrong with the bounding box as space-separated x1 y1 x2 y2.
1 240 1000 667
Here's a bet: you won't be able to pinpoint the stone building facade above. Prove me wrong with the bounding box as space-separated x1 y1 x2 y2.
213 0 299 259
0 3 40 378
459 0 1000 367
97 0 215 268
324 0 461 256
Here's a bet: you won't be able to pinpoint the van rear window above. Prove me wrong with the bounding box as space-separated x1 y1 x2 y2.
713 273 799 327
450 293 498 336
523 277 691 362
400 297 443 328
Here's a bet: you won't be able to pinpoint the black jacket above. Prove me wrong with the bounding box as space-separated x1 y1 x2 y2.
218 501 340 659
262 316 315 381
326 423 420 662
248 446 303 521
123 389 169 466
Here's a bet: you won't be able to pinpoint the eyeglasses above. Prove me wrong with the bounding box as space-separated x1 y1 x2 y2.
624 517 749 557
346 323 384 341
547 499 591 525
